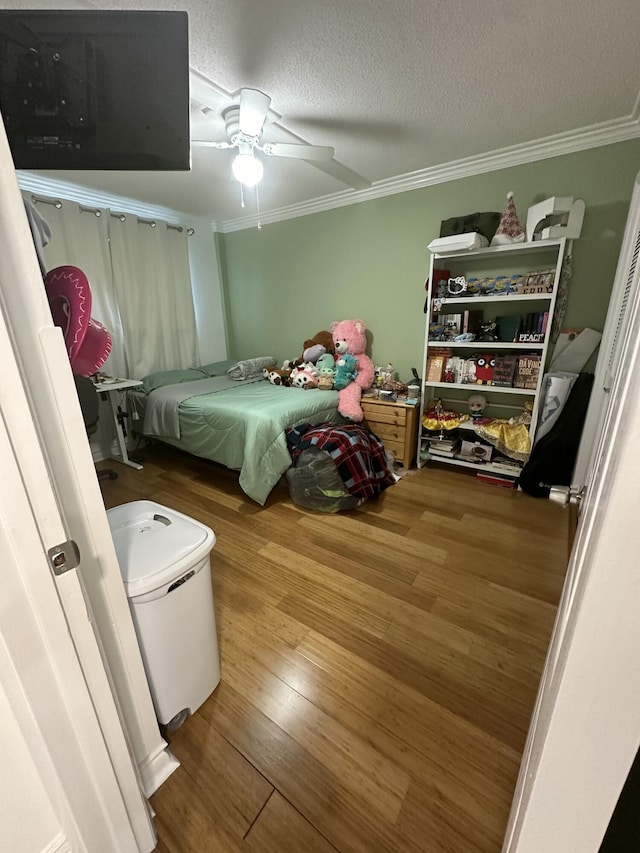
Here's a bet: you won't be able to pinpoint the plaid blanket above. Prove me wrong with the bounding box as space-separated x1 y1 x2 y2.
286 422 396 499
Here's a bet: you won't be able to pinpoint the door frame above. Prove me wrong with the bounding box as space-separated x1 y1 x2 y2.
572 172 640 491
504 185 640 851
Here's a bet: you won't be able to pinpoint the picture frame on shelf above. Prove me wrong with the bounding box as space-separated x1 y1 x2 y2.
523 268 555 294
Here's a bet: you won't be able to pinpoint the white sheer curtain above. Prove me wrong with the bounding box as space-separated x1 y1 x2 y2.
109 215 197 378
31 194 198 379
36 198 127 378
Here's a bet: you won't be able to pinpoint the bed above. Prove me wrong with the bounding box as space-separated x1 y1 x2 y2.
131 360 340 505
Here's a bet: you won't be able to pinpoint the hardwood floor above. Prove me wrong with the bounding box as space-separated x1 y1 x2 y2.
99 444 570 853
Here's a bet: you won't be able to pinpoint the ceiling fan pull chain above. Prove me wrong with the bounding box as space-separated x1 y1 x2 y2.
240 182 245 209
256 184 262 230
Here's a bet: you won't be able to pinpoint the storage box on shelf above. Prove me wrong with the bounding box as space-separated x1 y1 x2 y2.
361 397 418 469
418 238 568 476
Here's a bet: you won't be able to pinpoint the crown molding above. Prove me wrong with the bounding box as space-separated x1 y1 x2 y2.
219 100 640 233
16 173 220 232
15 91 640 236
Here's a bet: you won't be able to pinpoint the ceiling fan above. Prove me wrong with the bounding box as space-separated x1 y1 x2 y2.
192 87 370 191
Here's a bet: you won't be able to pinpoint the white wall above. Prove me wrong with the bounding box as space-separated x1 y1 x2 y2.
188 222 228 364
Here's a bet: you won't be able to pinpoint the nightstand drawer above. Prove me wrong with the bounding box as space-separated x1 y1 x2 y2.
367 420 404 442
361 402 407 426
381 438 405 461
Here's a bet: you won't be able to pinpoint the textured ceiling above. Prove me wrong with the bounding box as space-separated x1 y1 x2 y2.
6 0 640 227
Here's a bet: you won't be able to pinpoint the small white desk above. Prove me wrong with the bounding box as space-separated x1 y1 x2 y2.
93 378 144 470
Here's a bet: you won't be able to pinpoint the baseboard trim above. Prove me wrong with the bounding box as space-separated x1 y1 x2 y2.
138 741 180 798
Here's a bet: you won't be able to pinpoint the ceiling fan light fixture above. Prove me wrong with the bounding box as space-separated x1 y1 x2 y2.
232 150 263 187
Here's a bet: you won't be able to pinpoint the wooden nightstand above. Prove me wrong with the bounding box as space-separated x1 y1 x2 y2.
361 397 419 468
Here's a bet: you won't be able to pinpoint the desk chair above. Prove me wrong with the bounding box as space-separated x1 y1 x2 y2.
73 374 118 481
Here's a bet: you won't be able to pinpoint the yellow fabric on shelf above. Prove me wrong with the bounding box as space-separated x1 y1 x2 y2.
422 399 470 432
475 404 533 462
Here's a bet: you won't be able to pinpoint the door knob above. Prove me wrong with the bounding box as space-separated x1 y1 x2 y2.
548 485 585 508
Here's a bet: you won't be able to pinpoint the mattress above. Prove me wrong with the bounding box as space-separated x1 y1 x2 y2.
135 380 340 505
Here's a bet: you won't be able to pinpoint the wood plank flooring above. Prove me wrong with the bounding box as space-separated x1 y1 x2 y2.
99 444 570 853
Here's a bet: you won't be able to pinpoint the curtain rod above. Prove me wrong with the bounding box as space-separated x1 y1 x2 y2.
108 211 194 234
31 194 62 209
31 195 194 234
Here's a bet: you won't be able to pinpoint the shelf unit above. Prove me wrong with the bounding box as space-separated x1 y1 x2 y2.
418 238 567 476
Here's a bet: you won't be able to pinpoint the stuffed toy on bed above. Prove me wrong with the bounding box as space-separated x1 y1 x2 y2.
263 367 291 386
302 330 335 363
330 319 375 421
315 352 336 390
290 364 319 389
284 330 335 371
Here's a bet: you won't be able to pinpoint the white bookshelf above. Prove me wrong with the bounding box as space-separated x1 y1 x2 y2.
418 237 568 473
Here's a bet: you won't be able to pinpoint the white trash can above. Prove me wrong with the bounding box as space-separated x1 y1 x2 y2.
107 500 220 730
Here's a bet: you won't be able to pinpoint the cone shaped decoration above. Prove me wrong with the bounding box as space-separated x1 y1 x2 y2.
491 192 525 245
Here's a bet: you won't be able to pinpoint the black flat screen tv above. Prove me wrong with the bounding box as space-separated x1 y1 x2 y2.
0 10 190 171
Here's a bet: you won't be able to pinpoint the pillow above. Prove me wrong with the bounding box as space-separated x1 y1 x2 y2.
227 356 277 381
141 368 208 394
198 359 235 377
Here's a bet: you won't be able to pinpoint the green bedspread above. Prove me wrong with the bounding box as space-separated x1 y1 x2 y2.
145 381 340 505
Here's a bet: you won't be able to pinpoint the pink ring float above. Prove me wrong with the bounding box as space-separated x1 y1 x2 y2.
45 265 112 376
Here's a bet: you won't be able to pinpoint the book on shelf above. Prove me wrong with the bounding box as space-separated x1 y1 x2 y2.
476 472 517 489
427 346 453 359
463 309 484 335
426 347 452 382
517 311 547 343
513 354 542 389
491 354 518 387
491 456 522 475
429 446 457 458
427 435 458 452
496 315 521 343
423 433 460 450
426 356 445 382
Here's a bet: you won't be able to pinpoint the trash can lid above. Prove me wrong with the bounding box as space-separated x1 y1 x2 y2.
107 500 215 596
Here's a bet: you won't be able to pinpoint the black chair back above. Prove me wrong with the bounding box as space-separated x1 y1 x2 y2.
73 374 100 435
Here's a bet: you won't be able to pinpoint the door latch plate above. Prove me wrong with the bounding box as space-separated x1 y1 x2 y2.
47 540 80 575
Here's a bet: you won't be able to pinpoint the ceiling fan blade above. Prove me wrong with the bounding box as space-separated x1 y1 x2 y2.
191 140 234 149
262 142 334 161
286 115 400 142
238 88 271 137
309 158 371 191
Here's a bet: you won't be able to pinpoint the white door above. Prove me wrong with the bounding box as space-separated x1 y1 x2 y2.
504 183 640 851
0 285 155 851
0 119 159 849
0 105 178 794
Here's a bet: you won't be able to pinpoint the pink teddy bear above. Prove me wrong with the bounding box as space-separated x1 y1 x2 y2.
330 319 375 421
